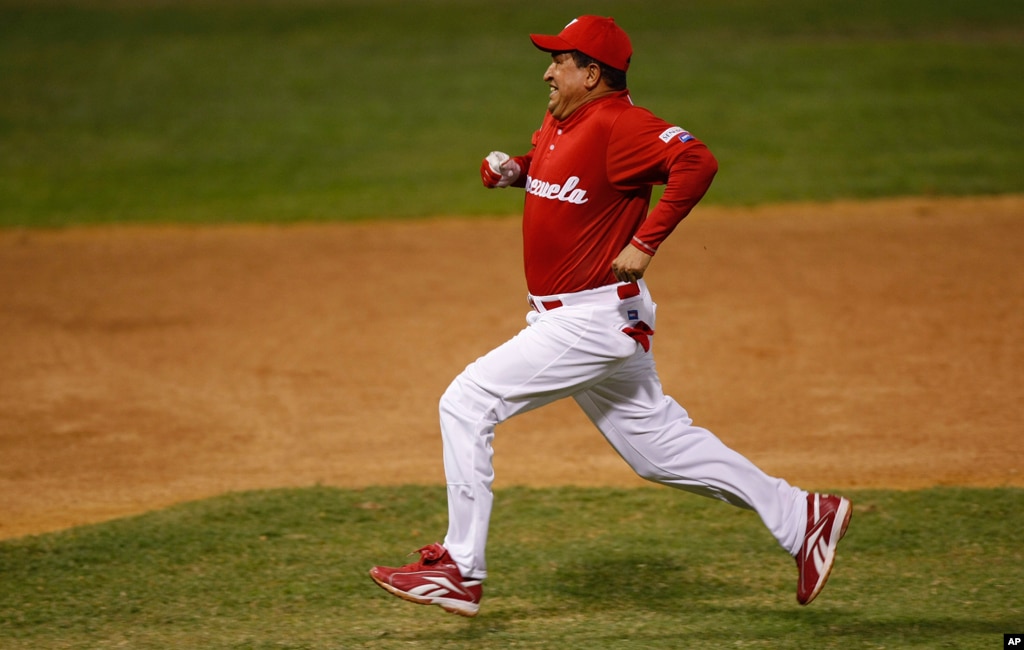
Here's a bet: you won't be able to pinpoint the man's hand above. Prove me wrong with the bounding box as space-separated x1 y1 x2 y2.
481 151 521 188
611 244 653 283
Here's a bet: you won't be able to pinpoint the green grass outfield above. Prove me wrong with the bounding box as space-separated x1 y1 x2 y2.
1 0 1023 226
0 486 1021 649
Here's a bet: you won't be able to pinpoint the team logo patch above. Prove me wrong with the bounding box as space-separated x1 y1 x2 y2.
658 126 684 142
628 309 639 321
660 126 694 144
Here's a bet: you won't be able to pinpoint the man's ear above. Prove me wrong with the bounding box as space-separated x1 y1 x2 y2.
584 63 603 89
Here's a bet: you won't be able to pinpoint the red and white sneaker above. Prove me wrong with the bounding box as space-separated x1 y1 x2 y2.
369 543 482 617
795 493 852 605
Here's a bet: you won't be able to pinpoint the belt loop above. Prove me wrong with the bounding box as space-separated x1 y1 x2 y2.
617 282 640 300
528 295 564 312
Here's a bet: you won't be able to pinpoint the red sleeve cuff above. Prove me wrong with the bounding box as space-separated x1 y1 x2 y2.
631 236 658 255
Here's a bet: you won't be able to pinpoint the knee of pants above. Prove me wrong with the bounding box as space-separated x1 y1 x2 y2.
632 461 674 484
439 370 497 430
615 441 682 484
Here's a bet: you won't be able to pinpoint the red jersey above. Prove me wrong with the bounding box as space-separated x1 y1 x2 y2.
512 89 717 296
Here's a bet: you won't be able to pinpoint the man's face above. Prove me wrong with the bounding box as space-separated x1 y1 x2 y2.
543 52 592 120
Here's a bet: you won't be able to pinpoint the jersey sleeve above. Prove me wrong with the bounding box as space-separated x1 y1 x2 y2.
606 107 718 254
508 152 532 189
507 121 548 189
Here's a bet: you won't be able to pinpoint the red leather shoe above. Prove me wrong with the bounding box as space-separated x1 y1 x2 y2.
795 493 852 605
370 543 482 617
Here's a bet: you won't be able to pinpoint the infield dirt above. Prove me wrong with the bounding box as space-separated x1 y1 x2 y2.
1 196 1021 540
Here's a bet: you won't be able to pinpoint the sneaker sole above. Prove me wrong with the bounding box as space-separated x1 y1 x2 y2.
802 497 852 605
369 571 480 617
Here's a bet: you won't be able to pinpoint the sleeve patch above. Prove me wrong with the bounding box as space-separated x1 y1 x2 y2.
658 126 693 143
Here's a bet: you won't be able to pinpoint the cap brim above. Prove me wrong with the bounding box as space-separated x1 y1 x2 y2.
530 33 573 53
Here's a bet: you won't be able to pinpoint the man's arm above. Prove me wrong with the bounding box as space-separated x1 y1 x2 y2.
607 110 718 270
481 127 541 189
629 142 717 256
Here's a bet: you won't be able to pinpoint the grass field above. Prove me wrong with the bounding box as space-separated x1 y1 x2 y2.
0 486 1021 649
1 0 1022 226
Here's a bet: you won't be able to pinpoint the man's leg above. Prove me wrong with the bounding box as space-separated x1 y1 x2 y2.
573 349 807 554
573 348 852 604
439 309 637 579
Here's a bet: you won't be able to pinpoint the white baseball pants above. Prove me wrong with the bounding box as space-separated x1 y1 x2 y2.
440 280 807 580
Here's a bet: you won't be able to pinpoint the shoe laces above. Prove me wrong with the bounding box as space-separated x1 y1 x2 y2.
412 543 446 564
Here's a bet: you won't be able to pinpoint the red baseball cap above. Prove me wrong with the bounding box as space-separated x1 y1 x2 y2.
530 15 632 72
